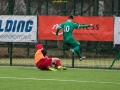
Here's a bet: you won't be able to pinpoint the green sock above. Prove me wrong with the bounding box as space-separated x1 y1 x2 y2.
73 46 82 58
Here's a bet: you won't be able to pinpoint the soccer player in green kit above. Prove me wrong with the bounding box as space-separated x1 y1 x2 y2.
56 15 93 61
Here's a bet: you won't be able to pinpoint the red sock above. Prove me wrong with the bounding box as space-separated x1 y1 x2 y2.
56 60 61 66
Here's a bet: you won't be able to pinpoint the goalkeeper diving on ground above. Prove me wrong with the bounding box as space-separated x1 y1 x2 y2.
56 15 93 61
34 44 66 71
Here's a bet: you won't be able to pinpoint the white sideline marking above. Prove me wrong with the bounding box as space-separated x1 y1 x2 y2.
0 76 120 85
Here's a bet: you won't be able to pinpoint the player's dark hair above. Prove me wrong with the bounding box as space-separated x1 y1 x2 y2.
68 15 73 19
41 50 47 57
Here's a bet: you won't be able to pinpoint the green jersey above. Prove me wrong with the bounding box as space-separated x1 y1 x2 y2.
56 20 90 42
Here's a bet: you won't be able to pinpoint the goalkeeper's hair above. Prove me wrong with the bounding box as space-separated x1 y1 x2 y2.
41 50 47 57
68 15 73 19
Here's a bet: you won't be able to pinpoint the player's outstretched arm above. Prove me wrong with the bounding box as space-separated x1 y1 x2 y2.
79 24 93 28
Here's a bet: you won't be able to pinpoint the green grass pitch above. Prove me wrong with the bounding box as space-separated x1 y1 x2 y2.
0 66 120 90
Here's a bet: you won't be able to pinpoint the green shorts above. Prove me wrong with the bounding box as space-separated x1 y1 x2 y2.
64 38 80 48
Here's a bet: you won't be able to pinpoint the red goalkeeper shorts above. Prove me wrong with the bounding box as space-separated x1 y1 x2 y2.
36 58 52 70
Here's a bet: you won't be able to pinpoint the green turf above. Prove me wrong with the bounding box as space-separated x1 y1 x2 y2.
0 66 120 90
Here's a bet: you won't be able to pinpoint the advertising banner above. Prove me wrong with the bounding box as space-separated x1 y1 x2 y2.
0 15 37 42
114 17 120 44
38 16 113 41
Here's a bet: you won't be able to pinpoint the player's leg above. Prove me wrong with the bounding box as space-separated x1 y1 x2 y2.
73 45 86 60
40 58 57 71
56 59 67 70
67 39 85 61
52 58 67 70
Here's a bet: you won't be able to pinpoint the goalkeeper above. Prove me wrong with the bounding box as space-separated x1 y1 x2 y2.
34 44 66 71
56 15 93 61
